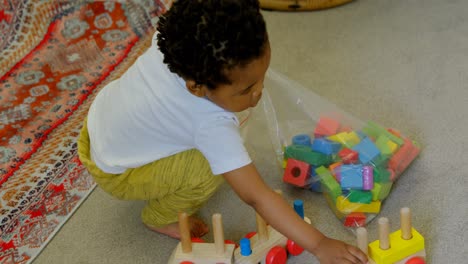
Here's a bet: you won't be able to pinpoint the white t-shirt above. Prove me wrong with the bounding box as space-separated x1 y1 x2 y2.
87 35 252 175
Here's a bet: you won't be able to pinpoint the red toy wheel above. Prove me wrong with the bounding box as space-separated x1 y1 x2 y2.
245 231 257 239
265 246 287 264
225 239 239 248
286 239 304 256
191 237 205 243
405 256 426 264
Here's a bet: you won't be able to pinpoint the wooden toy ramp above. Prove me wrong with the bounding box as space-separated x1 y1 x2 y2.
260 0 354 11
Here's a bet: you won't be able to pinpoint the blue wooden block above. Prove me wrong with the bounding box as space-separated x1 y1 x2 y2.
308 167 322 192
340 164 363 189
352 137 381 164
292 134 312 146
311 138 342 155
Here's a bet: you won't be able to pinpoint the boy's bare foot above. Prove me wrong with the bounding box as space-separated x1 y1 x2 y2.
144 216 209 239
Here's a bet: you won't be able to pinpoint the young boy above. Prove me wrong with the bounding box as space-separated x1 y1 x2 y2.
78 0 367 263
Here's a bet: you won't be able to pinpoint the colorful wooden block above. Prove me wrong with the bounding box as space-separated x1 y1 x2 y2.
371 182 393 201
373 167 391 183
376 134 398 156
314 117 340 137
336 195 381 214
352 137 381 164
338 148 359 164
362 165 374 190
371 154 390 168
388 138 420 178
328 162 342 182
347 190 372 204
307 165 322 192
316 166 342 203
292 134 311 146
344 212 366 227
283 158 311 187
323 190 346 220
311 138 342 155
328 131 361 148
340 164 363 190
284 145 333 166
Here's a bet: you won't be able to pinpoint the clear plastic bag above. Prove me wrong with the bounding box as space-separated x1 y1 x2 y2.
241 69 421 229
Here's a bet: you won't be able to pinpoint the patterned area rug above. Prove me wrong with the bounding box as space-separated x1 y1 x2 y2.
0 1 171 263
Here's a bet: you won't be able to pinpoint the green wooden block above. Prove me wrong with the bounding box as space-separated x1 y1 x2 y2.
371 154 390 168
316 166 342 203
362 121 404 146
371 182 393 201
347 190 373 204
285 145 333 166
378 181 393 200
373 167 390 183
376 134 398 156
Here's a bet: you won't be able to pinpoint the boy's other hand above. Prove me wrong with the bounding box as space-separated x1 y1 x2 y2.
313 237 368 264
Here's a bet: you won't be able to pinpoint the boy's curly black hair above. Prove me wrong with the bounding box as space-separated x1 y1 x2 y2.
157 0 268 90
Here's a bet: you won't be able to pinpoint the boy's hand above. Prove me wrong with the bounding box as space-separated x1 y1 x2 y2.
313 237 368 264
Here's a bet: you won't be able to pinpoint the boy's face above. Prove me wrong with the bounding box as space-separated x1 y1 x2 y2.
187 42 271 113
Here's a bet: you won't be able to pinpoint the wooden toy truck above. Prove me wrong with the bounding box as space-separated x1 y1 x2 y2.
168 198 310 264
356 207 426 264
233 200 310 264
168 212 236 264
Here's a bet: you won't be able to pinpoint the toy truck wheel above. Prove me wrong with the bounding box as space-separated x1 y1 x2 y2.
245 231 257 239
265 246 287 264
405 256 425 264
286 239 304 256
190 237 205 243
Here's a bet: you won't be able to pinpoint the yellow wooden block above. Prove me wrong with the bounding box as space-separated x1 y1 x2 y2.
386 140 398 154
336 196 381 214
323 191 346 219
328 132 360 148
369 228 425 264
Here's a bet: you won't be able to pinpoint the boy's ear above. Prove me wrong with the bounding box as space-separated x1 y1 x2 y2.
186 80 207 97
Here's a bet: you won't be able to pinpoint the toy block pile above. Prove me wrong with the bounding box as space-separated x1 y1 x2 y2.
282 116 420 228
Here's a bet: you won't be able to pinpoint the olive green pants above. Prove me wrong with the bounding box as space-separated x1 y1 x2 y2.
77 119 224 227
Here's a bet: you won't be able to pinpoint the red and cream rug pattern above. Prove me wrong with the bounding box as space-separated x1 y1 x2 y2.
0 1 171 263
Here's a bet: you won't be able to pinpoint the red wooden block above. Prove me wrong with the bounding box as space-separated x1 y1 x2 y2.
388 138 420 178
338 148 359 164
343 212 366 227
314 117 340 137
283 158 311 187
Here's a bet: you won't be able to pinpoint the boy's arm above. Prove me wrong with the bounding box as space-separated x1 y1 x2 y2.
222 163 368 264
